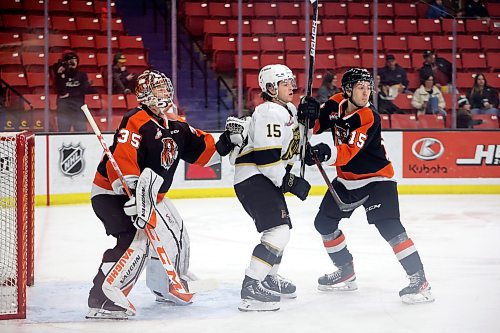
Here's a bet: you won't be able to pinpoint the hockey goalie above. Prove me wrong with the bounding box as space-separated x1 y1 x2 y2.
86 70 238 319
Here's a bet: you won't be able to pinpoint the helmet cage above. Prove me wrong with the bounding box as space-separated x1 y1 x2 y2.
135 70 174 108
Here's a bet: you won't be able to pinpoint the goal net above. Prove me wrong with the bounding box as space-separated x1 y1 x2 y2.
0 131 35 320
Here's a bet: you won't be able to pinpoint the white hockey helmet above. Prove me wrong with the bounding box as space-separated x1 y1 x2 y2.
258 64 297 95
135 69 174 109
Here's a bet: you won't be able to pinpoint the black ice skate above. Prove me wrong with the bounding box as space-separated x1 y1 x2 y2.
86 296 130 320
318 262 358 291
399 269 435 304
238 275 280 312
261 274 297 299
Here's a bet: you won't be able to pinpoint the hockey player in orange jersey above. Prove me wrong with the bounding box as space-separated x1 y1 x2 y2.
86 70 237 319
303 68 434 304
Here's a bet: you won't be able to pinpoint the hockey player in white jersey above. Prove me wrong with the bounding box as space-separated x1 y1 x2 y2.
227 64 318 312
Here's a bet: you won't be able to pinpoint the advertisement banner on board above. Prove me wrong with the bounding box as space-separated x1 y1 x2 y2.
403 132 500 178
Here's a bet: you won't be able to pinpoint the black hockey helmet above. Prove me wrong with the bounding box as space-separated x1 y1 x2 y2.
341 68 373 94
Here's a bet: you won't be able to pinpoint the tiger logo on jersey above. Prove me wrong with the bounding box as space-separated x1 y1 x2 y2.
161 137 178 169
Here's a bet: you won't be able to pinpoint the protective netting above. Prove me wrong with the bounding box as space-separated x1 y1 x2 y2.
0 133 28 318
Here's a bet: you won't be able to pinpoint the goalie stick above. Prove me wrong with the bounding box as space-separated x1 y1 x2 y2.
81 104 193 303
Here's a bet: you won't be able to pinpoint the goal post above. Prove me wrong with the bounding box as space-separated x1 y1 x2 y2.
0 131 35 320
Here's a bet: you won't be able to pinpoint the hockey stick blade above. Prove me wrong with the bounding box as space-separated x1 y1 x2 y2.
314 157 368 212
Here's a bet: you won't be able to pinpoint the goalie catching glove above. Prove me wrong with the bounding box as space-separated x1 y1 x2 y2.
123 168 164 229
281 173 311 201
215 116 251 156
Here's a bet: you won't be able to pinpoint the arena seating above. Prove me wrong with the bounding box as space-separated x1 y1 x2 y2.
178 0 499 127
0 0 151 131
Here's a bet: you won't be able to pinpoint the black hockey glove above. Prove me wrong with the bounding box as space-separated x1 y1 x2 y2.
304 143 331 166
215 130 235 156
281 173 311 201
297 96 320 129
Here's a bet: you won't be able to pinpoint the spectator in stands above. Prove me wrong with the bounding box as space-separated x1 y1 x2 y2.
316 71 340 104
457 95 483 128
52 51 90 132
378 54 410 97
419 50 452 90
466 73 499 116
464 0 489 18
411 75 446 116
378 83 404 115
426 0 451 19
112 53 136 94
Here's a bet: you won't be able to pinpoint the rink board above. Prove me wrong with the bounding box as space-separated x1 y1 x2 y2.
33 131 500 205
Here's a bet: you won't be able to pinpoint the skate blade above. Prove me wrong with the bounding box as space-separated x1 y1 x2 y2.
280 292 297 299
318 281 358 292
401 290 435 305
86 308 128 320
238 299 280 312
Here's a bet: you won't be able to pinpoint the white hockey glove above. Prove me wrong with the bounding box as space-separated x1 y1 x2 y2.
123 168 164 229
225 116 250 147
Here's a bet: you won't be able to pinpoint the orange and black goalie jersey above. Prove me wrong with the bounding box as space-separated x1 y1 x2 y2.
313 93 394 181
92 105 220 198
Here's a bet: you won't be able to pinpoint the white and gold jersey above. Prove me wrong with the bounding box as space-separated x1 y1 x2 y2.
234 101 301 187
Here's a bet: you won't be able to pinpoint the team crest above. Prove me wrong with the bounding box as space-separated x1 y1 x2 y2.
161 137 178 169
59 143 85 177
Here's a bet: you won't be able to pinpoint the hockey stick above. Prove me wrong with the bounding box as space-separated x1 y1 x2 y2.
313 156 368 212
81 104 193 303
300 0 319 179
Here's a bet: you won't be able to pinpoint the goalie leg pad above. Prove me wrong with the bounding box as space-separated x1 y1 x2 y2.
100 231 149 316
146 197 191 303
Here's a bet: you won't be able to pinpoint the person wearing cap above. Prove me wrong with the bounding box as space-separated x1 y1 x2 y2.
378 54 409 98
52 50 90 132
457 96 483 128
112 53 136 94
418 50 452 89
316 71 340 104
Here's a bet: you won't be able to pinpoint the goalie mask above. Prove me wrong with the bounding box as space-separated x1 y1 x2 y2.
135 70 174 110
258 64 297 98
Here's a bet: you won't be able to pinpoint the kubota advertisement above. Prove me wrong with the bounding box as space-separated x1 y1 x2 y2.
403 132 500 178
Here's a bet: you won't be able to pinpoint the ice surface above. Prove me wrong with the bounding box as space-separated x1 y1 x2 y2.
1 195 499 333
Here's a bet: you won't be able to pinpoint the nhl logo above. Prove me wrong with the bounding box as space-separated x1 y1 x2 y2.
59 143 85 177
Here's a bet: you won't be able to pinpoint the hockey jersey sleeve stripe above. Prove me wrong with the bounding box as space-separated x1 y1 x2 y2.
235 147 282 166
192 132 217 166
337 162 394 180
